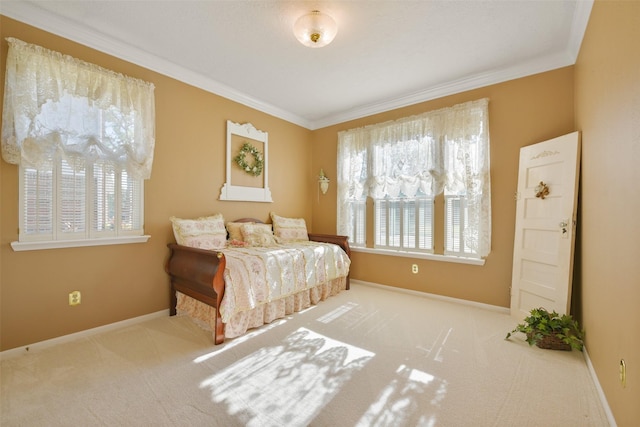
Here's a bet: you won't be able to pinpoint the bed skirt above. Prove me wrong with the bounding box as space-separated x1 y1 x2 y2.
176 276 348 340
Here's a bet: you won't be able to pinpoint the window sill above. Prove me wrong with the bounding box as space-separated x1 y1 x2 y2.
351 246 485 266
11 235 151 252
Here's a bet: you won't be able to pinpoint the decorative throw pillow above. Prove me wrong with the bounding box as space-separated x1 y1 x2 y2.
170 214 227 250
226 222 247 242
270 212 309 243
241 222 277 247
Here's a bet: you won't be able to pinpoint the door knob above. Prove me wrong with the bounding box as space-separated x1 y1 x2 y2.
559 220 568 238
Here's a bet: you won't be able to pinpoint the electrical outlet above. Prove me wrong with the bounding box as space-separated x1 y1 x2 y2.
69 291 81 306
620 359 627 388
411 264 419 274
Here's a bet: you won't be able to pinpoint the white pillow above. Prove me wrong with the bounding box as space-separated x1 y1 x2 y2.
170 214 227 250
270 212 309 243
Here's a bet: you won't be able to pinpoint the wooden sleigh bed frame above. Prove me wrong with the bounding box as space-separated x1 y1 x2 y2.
165 218 350 344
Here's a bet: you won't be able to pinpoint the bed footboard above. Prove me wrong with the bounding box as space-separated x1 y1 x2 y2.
165 244 227 344
308 233 351 290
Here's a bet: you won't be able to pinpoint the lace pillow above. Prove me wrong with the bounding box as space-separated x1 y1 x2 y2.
270 212 309 243
170 214 227 250
241 223 277 247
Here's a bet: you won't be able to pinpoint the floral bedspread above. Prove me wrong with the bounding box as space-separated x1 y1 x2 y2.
218 241 350 323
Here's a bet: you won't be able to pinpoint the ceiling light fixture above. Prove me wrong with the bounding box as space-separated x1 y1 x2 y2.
293 10 338 48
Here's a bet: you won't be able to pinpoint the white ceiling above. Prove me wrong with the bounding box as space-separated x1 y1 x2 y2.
2 0 593 130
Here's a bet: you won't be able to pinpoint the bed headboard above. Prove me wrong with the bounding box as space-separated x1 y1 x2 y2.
233 217 266 224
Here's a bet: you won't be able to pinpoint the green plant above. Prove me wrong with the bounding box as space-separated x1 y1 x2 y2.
505 307 584 351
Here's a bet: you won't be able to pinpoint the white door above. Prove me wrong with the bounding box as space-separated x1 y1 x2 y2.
510 132 581 319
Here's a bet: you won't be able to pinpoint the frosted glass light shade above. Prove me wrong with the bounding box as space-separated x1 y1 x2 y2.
293 10 338 48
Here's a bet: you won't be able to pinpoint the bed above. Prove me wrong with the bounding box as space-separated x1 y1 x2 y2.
165 215 351 344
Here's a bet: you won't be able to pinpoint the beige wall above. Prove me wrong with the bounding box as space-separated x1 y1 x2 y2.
312 69 575 307
574 1 640 425
0 16 577 341
0 17 313 351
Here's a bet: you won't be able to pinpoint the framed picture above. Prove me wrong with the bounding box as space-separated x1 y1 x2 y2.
219 120 273 202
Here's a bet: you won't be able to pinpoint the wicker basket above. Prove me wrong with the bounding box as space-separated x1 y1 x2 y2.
527 331 571 351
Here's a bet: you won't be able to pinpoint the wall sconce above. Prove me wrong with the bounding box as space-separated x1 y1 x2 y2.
318 169 330 194
293 10 338 48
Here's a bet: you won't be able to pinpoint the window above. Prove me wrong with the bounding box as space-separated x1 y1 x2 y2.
337 99 491 259
1 38 155 250
20 160 143 241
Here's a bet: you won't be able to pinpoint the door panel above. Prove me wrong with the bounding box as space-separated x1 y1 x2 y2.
511 132 581 318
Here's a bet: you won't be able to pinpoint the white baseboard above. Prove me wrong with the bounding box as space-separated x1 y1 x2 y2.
0 310 170 361
352 279 510 314
583 347 617 427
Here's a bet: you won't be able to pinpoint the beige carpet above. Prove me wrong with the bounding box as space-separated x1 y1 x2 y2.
1 282 609 426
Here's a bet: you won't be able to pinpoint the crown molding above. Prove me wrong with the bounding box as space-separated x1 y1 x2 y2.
2 0 592 131
0 2 312 129
308 0 593 129
309 50 576 130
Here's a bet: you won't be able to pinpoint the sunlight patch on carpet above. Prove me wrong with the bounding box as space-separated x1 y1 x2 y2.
200 327 374 426
316 301 359 323
193 319 288 363
356 364 446 427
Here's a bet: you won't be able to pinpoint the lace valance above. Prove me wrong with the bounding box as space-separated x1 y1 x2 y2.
338 98 489 198
1 38 156 179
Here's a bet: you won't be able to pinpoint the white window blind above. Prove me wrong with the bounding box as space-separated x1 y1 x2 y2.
20 160 144 242
120 170 143 232
348 199 367 247
21 162 54 239
374 198 433 252
59 158 86 237
445 195 475 256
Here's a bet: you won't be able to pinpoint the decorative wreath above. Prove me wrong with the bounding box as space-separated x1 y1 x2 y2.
535 181 550 199
234 142 264 177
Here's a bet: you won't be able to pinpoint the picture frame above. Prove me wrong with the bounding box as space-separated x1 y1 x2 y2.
219 120 273 202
